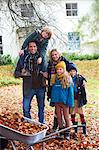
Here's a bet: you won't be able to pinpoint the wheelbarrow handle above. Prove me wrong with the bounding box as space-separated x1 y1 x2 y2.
44 125 84 139
35 136 57 144
35 125 84 144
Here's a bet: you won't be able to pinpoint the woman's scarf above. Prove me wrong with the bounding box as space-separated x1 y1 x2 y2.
50 57 61 74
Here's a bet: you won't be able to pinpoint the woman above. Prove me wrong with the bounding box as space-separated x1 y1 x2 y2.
47 49 73 101
46 49 77 130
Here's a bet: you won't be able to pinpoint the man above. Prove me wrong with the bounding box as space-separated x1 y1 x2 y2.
14 41 47 123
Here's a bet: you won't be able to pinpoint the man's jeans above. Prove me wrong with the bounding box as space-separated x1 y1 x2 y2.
23 87 46 123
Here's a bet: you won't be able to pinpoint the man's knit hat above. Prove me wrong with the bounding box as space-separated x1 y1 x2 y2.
55 61 66 71
68 63 77 72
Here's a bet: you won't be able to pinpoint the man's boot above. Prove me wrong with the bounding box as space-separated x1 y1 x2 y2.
52 115 58 131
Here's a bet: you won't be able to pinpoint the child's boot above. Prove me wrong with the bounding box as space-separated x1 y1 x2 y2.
82 122 87 135
21 68 31 76
80 114 87 135
73 122 78 133
71 114 78 133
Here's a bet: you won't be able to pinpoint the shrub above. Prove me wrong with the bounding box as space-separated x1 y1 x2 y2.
0 54 12 65
12 56 19 68
62 52 99 60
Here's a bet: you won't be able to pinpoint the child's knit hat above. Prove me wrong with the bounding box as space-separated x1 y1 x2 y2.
55 61 66 71
68 63 77 72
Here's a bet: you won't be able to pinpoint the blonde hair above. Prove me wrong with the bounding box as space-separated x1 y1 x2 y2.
61 71 73 88
41 27 52 39
51 71 73 88
49 49 61 61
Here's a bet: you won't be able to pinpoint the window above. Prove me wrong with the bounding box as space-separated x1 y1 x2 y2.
66 3 78 16
0 36 3 54
68 32 80 51
20 4 34 18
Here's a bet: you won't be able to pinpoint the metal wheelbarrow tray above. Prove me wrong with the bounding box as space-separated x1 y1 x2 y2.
0 117 49 145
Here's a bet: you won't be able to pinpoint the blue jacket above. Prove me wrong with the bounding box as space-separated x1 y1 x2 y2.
51 78 74 107
22 30 49 58
47 56 77 100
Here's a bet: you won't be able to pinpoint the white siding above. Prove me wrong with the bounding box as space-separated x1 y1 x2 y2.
0 4 19 58
0 0 97 57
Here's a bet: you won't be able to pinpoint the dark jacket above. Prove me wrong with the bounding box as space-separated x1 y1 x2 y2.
73 74 87 107
21 30 49 58
14 52 46 97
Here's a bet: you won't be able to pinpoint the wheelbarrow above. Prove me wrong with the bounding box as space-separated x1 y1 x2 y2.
0 117 84 150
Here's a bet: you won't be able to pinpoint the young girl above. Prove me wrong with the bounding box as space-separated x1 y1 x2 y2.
68 63 87 135
50 61 74 139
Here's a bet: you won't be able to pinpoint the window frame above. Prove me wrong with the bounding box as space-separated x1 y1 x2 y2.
0 36 3 54
67 32 80 51
20 3 34 18
66 3 78 17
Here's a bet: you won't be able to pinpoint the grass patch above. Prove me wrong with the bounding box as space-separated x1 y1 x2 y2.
0 78 22 87
73 60 99 100
0 65 22 87
0 60 99 101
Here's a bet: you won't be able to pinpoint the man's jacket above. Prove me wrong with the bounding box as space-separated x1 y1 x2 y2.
14 52 46 97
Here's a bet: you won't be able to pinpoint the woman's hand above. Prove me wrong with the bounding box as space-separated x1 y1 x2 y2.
40 71 48 78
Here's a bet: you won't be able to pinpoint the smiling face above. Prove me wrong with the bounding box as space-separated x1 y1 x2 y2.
51 50 60 62
41 31 49 39
69 69 77 77
56 67 64 76
28 42 37 54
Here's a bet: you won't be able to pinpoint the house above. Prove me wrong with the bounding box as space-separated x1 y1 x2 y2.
0 0 98 58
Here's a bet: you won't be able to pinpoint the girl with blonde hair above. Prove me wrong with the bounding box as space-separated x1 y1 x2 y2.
50 61 74 139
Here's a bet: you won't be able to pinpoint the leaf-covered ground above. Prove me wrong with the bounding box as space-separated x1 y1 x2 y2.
0 60 99 149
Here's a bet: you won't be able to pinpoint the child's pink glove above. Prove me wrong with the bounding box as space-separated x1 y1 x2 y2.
37 57 42 64
19 50 24 55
